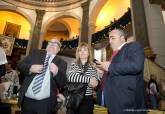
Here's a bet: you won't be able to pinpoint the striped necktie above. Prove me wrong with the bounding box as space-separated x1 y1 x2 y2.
32 55 51 94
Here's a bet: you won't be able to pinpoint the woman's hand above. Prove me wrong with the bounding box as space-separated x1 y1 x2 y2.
89 77 98 87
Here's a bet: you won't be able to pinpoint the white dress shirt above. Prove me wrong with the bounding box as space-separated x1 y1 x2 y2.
25 54 55 100
0 47 7 65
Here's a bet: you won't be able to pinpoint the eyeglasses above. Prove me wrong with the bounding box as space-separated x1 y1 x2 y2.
109 35 123 39
48 41 61 47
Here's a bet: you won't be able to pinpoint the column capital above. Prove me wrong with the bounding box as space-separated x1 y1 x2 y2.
35 9 45 17
81 0 90 9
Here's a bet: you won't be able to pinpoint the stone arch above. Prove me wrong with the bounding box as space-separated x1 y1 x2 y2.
42 12 81 35
89 0 108 33
43 19 71 40
0 5 36 55
0 5 34 30
40 12 81 46
56 20 72 38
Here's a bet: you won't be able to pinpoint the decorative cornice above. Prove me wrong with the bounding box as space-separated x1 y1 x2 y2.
15 0 83 7
2 0 87 11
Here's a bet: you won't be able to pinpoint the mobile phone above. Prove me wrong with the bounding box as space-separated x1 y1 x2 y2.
93 59 101 65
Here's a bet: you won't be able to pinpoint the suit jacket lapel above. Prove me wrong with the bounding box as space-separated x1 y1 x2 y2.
52 56 58 64
40 51 47 63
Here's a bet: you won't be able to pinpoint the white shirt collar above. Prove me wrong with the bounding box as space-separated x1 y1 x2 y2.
47 53 55 58
46 53 56 63
50 54 56 58
118 42 127 50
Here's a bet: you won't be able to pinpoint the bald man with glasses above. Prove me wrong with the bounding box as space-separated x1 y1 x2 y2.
17 38 67 114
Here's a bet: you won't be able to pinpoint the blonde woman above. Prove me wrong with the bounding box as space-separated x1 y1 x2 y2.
66 42 99 114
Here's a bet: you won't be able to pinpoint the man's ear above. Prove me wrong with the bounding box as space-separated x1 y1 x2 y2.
121 36 126 42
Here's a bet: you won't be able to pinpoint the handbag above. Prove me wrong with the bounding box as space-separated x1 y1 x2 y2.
64 82 87 110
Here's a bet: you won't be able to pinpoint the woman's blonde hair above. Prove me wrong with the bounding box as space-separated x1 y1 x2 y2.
75 42 93 65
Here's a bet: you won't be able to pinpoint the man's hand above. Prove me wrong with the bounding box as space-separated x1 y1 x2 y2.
96 67 104 78
49 63 59 76
30 64 43 73
96 61 110 71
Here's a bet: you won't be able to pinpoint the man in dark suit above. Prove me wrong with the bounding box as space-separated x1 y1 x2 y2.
96 29 146 114
17 38 67 114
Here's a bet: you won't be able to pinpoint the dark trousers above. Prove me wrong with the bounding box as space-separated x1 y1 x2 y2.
0 101 11 114
67 95 94 114
0 64 5 77
149 95 158 109
96 89 102 105
21 97 53 114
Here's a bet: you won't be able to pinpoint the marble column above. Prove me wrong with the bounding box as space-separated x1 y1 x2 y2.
29 9 45 53
26 29 33 55
80 0 90 43
88 23 96 40
89 23 96 56
130 0 150 47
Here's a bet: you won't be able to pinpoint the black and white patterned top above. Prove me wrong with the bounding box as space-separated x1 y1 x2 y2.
67 63 99 96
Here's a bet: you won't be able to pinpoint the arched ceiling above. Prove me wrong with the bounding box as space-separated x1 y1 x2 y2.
45 21 69 41
0 11 31 39
48 22 68 32
44 16 80 41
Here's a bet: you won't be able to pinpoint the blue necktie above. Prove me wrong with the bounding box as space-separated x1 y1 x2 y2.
32 55 51 94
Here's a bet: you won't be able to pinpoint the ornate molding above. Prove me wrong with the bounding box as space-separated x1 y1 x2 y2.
16 0 83 7
2 0 88 11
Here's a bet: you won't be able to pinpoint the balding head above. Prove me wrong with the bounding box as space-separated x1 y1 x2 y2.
109 29 126 51
46 38 61 55
113 29 126 39
50 38 61 48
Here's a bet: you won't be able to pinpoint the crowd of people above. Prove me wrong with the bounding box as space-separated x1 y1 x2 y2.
0 28 165 114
